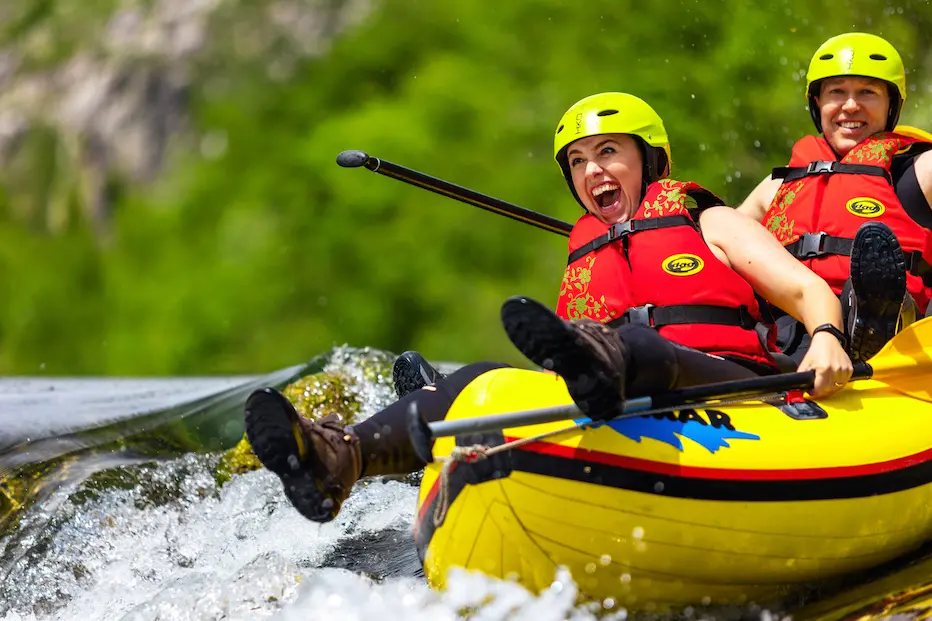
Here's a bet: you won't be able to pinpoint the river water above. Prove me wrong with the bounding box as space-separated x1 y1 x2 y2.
2 347 932 621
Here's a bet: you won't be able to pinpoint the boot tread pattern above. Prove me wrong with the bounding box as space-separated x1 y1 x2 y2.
244 388 335 523
849 223 907 362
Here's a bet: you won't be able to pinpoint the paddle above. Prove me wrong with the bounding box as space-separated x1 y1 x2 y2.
335 150 573 237
410 316 932 454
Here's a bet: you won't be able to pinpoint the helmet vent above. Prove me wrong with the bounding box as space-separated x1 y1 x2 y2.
596 109 619 117
870 53 887 61
819 53 834 60
556 124 564 134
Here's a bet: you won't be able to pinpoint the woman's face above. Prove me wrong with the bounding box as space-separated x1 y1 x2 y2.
567 133 644 225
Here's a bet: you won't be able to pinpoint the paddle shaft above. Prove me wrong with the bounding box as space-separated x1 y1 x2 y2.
426 363 873 438
336 150 573 237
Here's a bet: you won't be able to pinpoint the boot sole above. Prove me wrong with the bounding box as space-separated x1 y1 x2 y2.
392 352 431 398
500 297 621 419
849 223 907 362
244 388 336 523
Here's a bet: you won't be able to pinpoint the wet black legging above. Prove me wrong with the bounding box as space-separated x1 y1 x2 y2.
350 324 768 477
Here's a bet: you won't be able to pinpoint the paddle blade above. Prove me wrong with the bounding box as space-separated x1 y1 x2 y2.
867 316 932 401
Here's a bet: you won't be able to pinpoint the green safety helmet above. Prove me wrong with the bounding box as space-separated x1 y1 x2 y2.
553 93 671 206
806 32 906 133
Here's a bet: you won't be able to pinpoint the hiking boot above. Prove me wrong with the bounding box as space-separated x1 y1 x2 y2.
244 387 362 523
500 296 627 421
848 222 909 362
392 351 445 398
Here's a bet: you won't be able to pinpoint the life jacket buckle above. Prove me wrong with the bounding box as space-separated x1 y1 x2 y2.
606 221 634 241
806 160 836 175
798 232 828 259
623 303 656 327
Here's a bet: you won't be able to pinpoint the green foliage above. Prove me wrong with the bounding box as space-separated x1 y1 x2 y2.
1 0 930 375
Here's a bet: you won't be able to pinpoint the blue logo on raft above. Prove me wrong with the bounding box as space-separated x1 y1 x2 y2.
578 408 760 454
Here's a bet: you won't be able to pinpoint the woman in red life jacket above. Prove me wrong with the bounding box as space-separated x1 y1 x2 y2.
239 93 853 526
738 33 932 364
500 93 853 421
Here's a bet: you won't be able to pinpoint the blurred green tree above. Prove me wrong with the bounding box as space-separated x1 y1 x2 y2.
0 0 929 375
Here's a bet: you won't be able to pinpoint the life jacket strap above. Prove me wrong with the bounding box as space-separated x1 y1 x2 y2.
567 215 694 265
785 233 932 286
609 303 759 331
772 160 892 185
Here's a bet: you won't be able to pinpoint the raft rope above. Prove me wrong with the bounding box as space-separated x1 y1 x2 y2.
432 392 787 527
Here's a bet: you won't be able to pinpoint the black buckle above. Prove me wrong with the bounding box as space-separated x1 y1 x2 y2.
806 160 836 175
606 221 633 241
624 304 656 327
798 232 827 259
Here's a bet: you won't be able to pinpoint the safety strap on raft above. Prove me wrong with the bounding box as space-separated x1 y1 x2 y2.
608 303 760 330
785 232 932 287
567 215 694 264
772 160 892 185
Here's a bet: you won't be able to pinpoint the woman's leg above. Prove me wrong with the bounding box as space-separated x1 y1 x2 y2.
500 296 763 420
616 323 760 397
351 361 509 475
243 361 507 523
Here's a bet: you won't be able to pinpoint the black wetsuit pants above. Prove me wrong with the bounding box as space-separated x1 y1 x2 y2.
350 324 770 477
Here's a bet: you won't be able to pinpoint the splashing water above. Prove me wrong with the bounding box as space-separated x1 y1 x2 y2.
0 347 625 621
2 346 931 621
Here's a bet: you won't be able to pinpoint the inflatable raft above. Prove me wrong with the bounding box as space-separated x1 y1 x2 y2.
413 329 932 610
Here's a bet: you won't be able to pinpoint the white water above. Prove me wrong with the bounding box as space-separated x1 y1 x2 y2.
1 456 630 621
3 457 618 621
0 348 638 621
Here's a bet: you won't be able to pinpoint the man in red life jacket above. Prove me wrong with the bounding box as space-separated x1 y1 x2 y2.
738 33 932 364
240 93 853 525
499 93 852 419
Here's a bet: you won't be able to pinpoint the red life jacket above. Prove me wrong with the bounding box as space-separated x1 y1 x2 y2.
762 132 932 312
556 179 777 369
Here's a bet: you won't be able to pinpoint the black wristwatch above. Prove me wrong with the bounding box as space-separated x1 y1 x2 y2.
811 323 848 349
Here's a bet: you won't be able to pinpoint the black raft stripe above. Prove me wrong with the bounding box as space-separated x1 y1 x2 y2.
414 447 932 554
510 449 932 501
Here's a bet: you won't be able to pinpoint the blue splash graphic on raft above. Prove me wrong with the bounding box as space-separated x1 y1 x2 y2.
579 410 760 453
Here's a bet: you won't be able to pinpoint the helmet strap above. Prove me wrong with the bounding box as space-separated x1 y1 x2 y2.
886 86 902 131
639 141 670 201
808 80 824 134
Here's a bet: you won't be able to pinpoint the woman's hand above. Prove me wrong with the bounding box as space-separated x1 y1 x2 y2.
797 332 854 398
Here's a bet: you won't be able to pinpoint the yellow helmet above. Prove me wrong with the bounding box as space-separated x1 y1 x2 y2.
806 33 906 133
553 93 671 205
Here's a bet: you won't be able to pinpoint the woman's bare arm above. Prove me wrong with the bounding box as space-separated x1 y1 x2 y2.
736 174 782 223
699 206 852 396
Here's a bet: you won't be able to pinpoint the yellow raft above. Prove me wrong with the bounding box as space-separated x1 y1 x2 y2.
413 323 932 611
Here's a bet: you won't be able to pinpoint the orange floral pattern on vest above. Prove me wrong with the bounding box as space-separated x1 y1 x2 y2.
559 255 620 323
765 179 804 244
642 179 698 217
